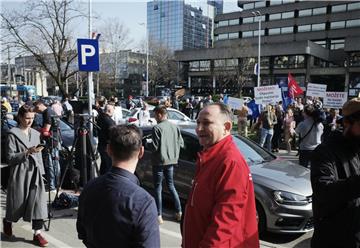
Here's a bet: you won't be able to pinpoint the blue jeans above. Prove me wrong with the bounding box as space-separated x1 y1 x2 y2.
259 128 274 152
45 147 61 190
152 165 182 216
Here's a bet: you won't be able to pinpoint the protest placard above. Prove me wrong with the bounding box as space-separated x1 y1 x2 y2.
254 85 282 105
323 92 348 109
306 83 327 98
226 97 244 110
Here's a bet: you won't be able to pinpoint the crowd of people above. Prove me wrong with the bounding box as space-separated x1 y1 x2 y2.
1 91 359 248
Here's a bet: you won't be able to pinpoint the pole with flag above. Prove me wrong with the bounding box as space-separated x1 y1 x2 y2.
288 73 303 99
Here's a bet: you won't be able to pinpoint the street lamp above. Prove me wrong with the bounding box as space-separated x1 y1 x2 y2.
252 11 261 87
139 22 149 97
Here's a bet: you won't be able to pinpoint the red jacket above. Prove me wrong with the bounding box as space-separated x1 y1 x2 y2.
182 135 259 248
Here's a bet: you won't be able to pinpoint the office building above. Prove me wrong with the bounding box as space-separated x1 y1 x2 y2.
147 0 212 51
174 1 360 98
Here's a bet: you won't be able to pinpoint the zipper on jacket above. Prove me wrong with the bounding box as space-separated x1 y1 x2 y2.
191 182 198 207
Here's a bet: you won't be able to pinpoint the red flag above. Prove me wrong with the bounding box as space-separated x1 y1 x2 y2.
288 73 303 98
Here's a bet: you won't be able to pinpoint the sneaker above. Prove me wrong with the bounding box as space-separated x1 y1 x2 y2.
33 233 48 247
3 219 12 237
175 212 182 222
158 215 164 225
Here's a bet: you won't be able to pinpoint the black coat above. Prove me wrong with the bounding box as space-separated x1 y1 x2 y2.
311 131 360 248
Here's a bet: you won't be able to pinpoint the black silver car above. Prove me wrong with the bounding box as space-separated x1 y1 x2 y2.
136 128 313 234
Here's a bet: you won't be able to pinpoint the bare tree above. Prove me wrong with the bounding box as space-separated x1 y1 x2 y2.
1 0 86 96
148 40 177 93
213 41 255 97
96 18 132 95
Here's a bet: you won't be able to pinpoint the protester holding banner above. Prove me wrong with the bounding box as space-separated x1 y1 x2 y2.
259 105 277 152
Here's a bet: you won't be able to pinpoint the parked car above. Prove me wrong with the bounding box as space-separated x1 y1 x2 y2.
136 128 313 234
125 105 196 128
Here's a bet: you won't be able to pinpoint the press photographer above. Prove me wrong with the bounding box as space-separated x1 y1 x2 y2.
34 100 62 192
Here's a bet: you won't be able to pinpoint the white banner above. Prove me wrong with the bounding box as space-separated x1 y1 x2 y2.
306 83 327 98
226 97 244 110
323 92 348 109
254 85 282 105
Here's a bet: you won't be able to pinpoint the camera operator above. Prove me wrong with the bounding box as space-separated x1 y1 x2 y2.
34 100 61 192
97 104 116 175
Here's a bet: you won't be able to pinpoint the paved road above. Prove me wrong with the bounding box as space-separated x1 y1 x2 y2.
1 150 312 248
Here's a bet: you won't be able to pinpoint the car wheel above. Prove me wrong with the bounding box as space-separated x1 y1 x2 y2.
256 201 266 235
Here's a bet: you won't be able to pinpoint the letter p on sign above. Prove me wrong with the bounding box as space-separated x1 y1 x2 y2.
77 39 99 71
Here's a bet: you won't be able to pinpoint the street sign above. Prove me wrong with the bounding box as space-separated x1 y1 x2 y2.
77 39 99 71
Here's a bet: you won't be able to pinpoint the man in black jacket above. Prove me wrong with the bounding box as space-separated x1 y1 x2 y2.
97 104 115 175
311 98 360 248
77 125 160 248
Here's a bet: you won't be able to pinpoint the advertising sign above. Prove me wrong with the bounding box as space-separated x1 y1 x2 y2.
254 85 282 105
306 83 327 98
323 92 348 109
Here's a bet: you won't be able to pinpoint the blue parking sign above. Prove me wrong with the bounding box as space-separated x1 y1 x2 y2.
77 39 99 71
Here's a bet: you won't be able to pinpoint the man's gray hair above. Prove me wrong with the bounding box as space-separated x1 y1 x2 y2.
208 102 233 121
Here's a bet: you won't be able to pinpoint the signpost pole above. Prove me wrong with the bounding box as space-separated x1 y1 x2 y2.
88 0 94 141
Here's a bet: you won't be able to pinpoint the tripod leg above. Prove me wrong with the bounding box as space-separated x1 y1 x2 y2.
86 134 99 179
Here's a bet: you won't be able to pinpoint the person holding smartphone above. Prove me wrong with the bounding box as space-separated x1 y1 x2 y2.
3 105 49 247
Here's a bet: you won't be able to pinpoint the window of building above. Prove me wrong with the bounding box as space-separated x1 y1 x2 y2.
270 1 282 6
289 55 305 68
332 4 347 13
331 21 346 29
255 1 266 8
228 32 239 39
274 56 289 68
298 24 311 32
349 52 360 67
269 28 281 35
229 19 240 25
312 23 326 31
269 13 281 21
312 7 327 15
199 60 210 71
282 11 294 19
254 29 265 36
261 57 270 69
299 9 312 17
243 2 255 10
214 59 226 68
218 20 228 27
218 33 228 40
189 61 200 71
313 57 327 68
281 26 293 34
243 17 254 24
226 59 238 67
348 2 360 11
330 39 345 50
242 31 253 38
347 19 360 28
314 40 327 48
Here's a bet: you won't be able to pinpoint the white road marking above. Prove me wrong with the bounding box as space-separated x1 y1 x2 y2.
21 225 74 248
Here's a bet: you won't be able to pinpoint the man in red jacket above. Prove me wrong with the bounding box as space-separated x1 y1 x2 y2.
182 103 259 248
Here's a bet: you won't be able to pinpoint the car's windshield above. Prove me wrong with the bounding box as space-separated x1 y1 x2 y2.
232 135 275 165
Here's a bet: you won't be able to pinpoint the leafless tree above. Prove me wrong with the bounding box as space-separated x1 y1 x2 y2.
148 40 177 92
1 0 87 96
96 17 132 95
213 41 255 97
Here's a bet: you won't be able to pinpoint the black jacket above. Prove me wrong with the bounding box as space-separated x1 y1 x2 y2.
311 131 360 248
77 167 160 248
97 113 115 148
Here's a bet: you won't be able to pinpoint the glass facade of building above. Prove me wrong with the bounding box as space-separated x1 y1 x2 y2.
147 0 212 51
